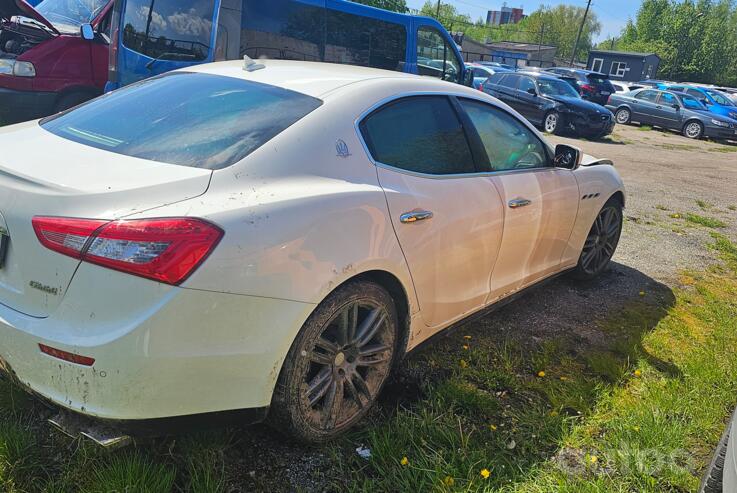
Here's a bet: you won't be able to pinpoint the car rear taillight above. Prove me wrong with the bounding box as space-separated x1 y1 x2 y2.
580 83 595 93
32 217 223 285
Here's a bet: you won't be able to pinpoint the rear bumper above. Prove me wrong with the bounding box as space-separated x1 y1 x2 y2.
0 87 56 124
0 263 315 423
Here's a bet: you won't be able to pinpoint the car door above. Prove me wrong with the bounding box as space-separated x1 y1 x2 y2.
652 92 681 130
515 75 545 124
493 74 521 108
359 96 505 329
457 98 579 301
630 89 660 124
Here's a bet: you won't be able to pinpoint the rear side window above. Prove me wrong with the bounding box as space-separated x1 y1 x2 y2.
122 0 215 62
325 11 407 71
360 96 475 175
486 73 505 85
636 90 659 103
500 74 519 88
41 73 322 170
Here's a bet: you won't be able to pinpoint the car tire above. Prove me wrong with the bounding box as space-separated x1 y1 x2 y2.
543 111 563 135
54 91 94 114
614 107 631 125
269 280 399 443
700 415 732 493
571 197 623 281
683 120 705 140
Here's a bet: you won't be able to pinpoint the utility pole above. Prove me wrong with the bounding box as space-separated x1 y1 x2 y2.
435 0 441 18
569 0 592 67
537 23 545 67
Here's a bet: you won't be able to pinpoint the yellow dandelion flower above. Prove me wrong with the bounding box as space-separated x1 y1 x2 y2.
639 291 646 297
463 335 472 340
559 376 568 381
459 359 468 369
463 344 470 350
489 424 497 431
400 456 409 466
589 455 598 464
537 371 546 378
634 369 642 377
480 468 491 479
442 476 455 487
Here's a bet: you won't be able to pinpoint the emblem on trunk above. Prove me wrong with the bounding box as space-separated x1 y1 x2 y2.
29 281 59 296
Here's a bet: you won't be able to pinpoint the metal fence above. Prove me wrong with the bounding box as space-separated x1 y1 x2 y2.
460 50 555 69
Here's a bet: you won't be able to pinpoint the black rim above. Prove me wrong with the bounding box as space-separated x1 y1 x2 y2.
581 206 621 274
301 300 393 430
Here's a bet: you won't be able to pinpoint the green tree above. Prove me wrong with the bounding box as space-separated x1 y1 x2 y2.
350 0 408 13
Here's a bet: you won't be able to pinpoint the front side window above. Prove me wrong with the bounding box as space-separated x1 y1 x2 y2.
658 92 678 106
460 99 548 172
636 90 659 103
360 96 475 175
416 27 461 83
705 90 734 106
36 0 108 32
325 11 407 71
122 0 215 62
41 73 322 170
240 0 324 61
518 77 536 94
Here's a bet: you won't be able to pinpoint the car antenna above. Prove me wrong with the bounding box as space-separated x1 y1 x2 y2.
243 55 265 72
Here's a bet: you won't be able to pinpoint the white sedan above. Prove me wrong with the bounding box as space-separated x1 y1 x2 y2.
0 59 625 443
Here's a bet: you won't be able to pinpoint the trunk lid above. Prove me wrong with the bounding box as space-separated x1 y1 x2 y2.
0 0 58 34
0 122 212 318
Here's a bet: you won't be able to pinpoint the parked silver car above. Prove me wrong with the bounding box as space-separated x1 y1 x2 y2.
606 88 737 140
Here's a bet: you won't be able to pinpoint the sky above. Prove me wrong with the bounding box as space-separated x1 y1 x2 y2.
405 0 644 42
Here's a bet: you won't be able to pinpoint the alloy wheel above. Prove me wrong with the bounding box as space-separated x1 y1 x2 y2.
615 108 630 124
580 205 622 275
544 113 559 133
685 122 703 139
301 300 394 431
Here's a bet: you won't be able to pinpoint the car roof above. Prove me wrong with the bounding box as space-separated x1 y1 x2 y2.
180 59 419 98
515 71 561 82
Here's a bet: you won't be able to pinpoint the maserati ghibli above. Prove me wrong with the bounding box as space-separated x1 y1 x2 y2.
0 59 625 443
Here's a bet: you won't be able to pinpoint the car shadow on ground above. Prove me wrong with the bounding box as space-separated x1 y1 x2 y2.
203 262 677 491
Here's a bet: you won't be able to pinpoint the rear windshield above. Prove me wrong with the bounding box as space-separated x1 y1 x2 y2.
587 74 613 87
41 73 322 170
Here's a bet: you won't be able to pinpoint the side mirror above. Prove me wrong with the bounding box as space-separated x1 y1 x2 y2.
672 103 680 110
462 68 474 88
81 23 95 41
527 87 537 96
554 144 582 170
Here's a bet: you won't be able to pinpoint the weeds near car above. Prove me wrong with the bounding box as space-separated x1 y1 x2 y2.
638 125 653 131
685 213 727 229
0 242 737 491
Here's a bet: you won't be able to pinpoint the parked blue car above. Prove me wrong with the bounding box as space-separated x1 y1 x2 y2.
659 84 737 121
467 63 511 90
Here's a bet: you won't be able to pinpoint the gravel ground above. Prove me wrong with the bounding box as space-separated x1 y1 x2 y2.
209 125 737 492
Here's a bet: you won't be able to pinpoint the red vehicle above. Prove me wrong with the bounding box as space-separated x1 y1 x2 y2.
0 0 112 124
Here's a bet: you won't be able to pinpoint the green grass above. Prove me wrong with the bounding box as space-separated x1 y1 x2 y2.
696 200 710 210
332 236 737 492
0 239 736 491
638 125 653 131
684 213 727 229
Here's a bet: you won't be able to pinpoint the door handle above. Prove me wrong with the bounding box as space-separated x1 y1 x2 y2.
508 199 532 209
400 210 434 223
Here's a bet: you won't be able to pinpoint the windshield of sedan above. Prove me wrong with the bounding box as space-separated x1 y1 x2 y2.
705 89 735 106
36 0 108 32
680 94 707 110
41 73 323 169
537 79 580 98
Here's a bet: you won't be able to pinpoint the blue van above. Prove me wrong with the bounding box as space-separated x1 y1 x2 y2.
104 0 468 91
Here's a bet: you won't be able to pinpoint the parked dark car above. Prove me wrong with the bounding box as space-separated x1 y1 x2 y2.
482 71 615 138
546 67 616 105
606 88 737 140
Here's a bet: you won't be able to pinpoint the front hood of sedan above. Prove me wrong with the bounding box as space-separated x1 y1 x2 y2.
551 95 611 116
